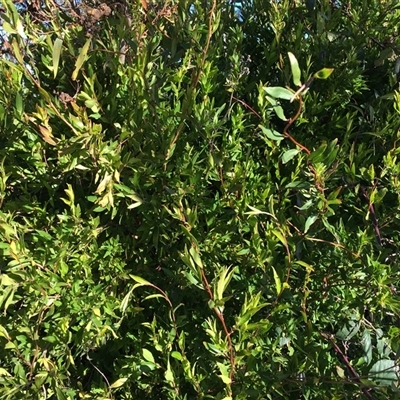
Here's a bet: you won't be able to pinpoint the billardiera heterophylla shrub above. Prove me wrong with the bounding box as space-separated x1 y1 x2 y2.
0 0 400 399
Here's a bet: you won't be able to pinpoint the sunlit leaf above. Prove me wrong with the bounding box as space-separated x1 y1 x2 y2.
304 215 318 234
129 275 151 285
72 38 91 81
189 246 203 269
52 38 63 79
216 267 235 301
271 266 282 295
264 86 294 100
142 348 155 363
260 125 284 141
282 149 300 164
288 52 301 87
110 378 128 389
314 68 334 79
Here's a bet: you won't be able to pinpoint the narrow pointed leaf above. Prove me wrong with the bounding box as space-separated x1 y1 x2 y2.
52 38 63 79
129 275 151 285
72 38 91 81
271 266 282 295
260 125 284 141
288 52 301 86
264 86 293 100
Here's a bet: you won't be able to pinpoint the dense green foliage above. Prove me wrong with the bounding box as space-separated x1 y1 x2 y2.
0 0 400 398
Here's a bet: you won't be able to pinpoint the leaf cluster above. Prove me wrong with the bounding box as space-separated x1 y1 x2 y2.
0 0 400 399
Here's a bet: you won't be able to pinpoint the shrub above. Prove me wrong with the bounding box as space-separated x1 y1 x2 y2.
0 0 399 398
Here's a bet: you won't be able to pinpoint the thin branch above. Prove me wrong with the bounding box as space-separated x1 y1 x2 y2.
320 332 377 400
283 96 310 155
200 267 236 382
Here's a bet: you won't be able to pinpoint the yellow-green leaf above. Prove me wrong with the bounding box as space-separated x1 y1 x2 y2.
92 307 101 317
142 348 155 363
72 38 91 81
1 275 15 286
314 68 334 79
129 275 151 285
271 266 282 295
165 362 174 382
11 41 24 66
120 289 133 313
189 246 203 269
16 18 25 39
52 38 63 79
272 229 287 247
110 377 128 389
2 22 16 34
219 374 232 384
216 267 235 301
0 326 11 340
288 52 301 87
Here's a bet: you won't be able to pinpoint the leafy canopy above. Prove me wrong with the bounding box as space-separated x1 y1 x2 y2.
0 0 400 399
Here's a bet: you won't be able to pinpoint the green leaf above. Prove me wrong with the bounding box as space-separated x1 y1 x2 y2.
4 341 16 349
362 329 373 366
282 149 300 164
309 142 327 163
142 348 155 364
0 368 11 376
271 266 282 295
52 38 63 79
1 274 15 286
15 92 23 115
217 362 232 384
129 275 151 285
272 229 287 247
219 374 232 384
288 52 301 87
171 351 182 360
15 17 25 39
110 377 128 389
369 359 397 386
144 294 165 301
324 139 339 167
274 105 287 121
11 41 24 66
120 289 132 313
304 215 318 234
216 267 235 301
266 95 287 120
336 365 345 378
189 246 203 269
264 86 293 100
55 388 68 400
0 326 11 340
314 68 334 79
165 361 174 383
183 271 200 286
260 125 284 141
245 205 277 219
337 320 360 341
72 38 91 81
2 22 16 34
394 57 400 74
